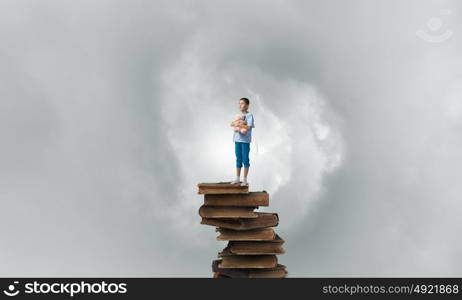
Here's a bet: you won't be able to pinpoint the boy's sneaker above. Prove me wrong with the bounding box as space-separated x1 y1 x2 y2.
230 179 240 184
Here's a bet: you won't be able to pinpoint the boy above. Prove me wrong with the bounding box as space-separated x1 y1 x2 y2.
230 98 255 186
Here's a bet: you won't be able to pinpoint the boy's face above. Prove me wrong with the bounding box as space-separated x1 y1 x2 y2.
239 100 248 112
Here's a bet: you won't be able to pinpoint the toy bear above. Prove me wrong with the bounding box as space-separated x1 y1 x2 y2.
231 113 248 134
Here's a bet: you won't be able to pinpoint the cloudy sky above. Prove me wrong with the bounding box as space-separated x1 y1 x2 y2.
1 0 462 277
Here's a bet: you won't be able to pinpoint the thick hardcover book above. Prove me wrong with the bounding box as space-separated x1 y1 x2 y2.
217 237 285 255
198 205 257 218
204 191 269 207
212 260 287 278
216 227 277 241
218 254 278 269
201 212 278 230
197 182 249 194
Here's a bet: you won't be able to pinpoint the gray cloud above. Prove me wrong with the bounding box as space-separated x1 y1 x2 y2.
1 0 462 277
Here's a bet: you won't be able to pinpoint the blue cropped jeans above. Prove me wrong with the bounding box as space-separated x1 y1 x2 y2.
235 142 250 168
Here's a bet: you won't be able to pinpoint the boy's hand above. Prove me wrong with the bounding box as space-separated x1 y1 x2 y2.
230 120 247 127
230 120 250 130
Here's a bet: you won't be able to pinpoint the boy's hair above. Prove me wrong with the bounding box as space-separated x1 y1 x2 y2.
240 97 250 105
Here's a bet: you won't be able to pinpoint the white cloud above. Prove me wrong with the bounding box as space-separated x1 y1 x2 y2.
159 38 345 239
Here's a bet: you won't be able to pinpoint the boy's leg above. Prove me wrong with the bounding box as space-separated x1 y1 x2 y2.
242 142 250 168
242 143 250 185
232 142 243 184
235 142 243 168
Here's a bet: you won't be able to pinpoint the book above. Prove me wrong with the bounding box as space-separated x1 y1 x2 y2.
216 227 277 241
201 212 279 230
204 191 269 207
212 260 287 278
217 237 285 255
218 255 278 269
197 182 249 194
198 205 258 218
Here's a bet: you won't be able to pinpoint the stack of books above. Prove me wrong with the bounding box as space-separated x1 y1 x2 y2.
197 182 288 278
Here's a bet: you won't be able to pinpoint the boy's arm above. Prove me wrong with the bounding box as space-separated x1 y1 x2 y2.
230 120 248 127
245 114 254 129
230 122 250 130
236 124 251 130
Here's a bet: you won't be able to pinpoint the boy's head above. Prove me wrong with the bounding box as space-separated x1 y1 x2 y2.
239 97 250 112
